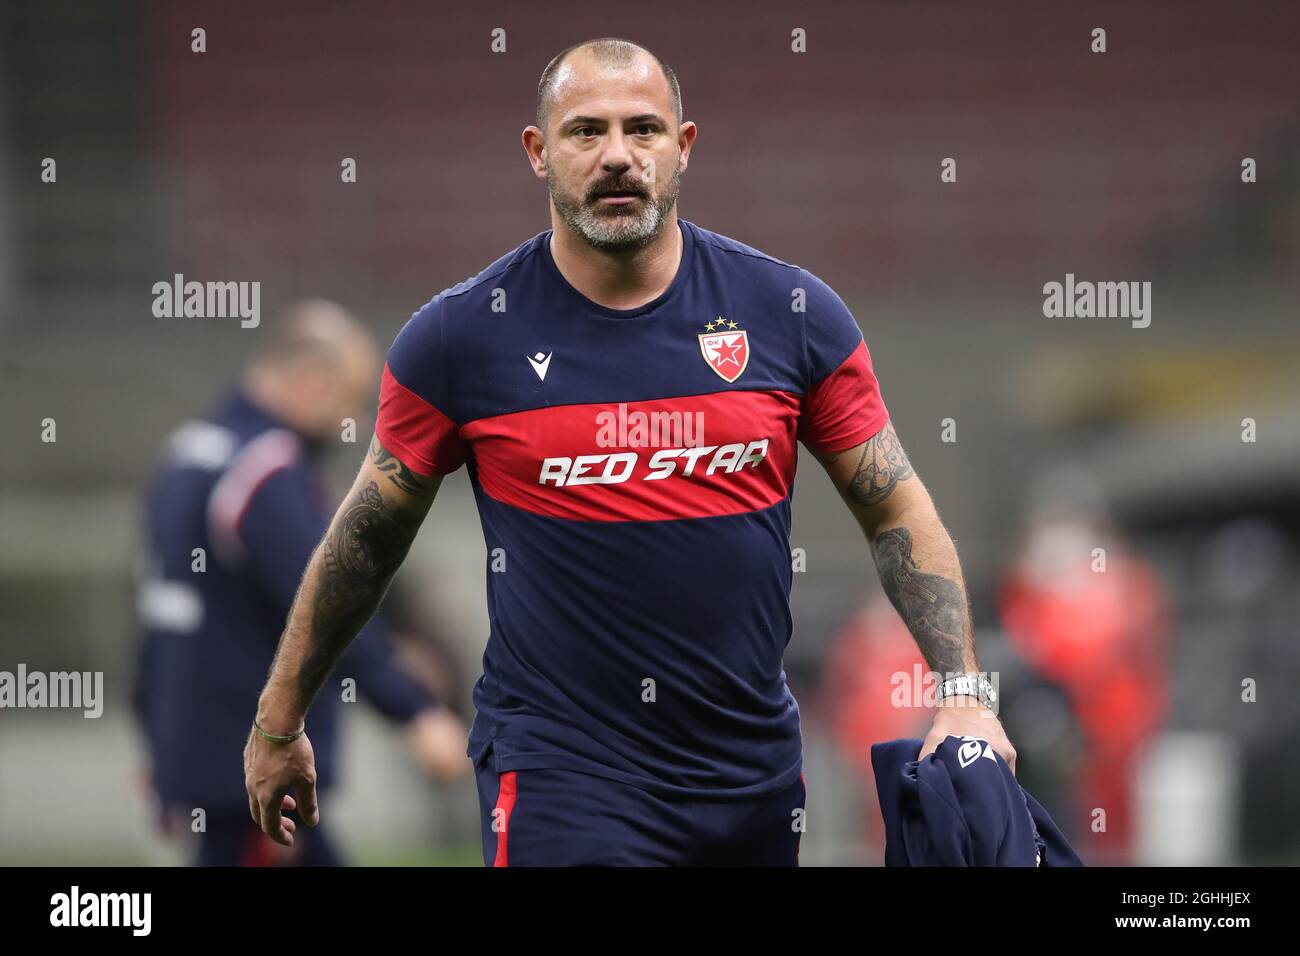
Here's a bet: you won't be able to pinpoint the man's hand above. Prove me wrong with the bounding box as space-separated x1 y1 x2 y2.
813 421 1019 775
406 706 472 782
244 725 320 846
920 695 1017 774
244 434 441 844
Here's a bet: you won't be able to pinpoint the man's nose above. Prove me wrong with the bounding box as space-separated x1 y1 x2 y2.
599 130 634 169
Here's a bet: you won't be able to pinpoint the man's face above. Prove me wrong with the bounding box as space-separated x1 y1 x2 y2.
542 54 684 252
331 342 379 441
295 339 377 446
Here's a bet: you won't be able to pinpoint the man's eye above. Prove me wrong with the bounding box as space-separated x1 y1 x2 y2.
574 127 595 137
635 125 656 135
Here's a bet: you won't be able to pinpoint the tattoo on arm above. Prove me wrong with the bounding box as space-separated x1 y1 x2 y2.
370 436 433 497
871 526 969 675
844 424 914 507
295 480 421 708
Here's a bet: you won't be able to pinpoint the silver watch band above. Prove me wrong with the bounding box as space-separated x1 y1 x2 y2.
937 673 997 709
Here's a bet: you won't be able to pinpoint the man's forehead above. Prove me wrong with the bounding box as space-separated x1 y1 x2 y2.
551 54 670 119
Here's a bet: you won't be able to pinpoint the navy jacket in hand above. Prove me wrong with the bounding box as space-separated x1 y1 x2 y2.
871 735 1083 867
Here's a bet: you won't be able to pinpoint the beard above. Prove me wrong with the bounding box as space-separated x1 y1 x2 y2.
549 163 681 252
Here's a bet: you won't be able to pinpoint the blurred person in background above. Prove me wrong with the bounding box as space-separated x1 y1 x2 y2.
998 468 1171 865
821 595 1087 863
132 299 470 866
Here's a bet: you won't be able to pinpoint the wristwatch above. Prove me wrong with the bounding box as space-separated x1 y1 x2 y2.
936 673 998 711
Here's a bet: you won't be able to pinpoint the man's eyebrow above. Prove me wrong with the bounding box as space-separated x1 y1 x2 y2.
563 114 669 128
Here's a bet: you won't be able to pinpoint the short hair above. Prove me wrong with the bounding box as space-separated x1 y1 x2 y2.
536 38 682 134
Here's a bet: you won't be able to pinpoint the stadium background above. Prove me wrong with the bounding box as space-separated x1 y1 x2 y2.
1 0 1298 865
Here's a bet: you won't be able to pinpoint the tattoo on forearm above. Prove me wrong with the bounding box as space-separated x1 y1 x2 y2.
845 424 914 506
370 436 433 497
871 527 969 675
295 480 420 707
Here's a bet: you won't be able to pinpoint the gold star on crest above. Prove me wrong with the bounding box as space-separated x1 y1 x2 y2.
704 315 740 333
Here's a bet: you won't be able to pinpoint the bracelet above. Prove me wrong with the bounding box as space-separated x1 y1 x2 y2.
253 718 305 744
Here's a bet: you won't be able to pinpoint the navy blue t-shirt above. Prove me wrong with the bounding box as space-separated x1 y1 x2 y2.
376 217 890 798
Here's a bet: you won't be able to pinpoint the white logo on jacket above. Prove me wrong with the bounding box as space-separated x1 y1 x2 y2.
955 735 997 769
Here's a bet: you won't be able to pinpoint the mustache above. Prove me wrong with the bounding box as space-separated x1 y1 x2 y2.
589 180 648 200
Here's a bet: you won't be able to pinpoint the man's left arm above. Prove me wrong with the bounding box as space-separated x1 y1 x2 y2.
811 420 1016 772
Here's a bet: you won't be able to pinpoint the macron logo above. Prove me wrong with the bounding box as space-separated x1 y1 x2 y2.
528 351 553 382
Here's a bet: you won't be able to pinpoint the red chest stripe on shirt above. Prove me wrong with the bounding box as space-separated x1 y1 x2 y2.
461 390 801 522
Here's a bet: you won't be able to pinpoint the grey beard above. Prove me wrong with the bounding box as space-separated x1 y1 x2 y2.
549 169 680 252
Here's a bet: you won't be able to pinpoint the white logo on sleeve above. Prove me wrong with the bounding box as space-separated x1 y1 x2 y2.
527 351 553 381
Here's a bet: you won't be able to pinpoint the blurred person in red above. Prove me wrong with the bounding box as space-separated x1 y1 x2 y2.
997 468 1171 864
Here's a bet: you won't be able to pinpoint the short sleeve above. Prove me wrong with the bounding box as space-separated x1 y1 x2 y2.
375 295 469 476
795 267 890 455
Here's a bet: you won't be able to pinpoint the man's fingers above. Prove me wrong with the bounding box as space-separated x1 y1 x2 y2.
278 794 299 834
996 738 1018 775
296 775 320 826
260 792 292 846
917 731 941 760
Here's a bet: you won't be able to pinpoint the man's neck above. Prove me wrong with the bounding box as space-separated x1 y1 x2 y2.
548 213 683 311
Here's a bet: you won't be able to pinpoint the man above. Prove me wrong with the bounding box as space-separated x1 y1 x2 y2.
245 39 1015 866
136 299 469 866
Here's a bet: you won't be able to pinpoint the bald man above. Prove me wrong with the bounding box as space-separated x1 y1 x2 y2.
134 299 468 866
246 39 1013 866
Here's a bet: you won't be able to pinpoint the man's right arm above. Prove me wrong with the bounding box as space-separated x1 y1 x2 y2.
246 434 438 844
257 434 438 730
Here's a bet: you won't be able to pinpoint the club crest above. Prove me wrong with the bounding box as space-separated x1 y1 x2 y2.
698 317 749 383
